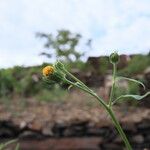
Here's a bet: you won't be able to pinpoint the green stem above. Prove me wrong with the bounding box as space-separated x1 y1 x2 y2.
109 63 116 107
64 70 132 150
65 79 92 95
107 108 132 150
63 69 93 92
81 89 132 150
64 78 108 109
89 92 132 149
86 93 132 150
65 79 132 150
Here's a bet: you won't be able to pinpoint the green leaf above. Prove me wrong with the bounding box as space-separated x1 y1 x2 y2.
117 76 145 89
113 91 150 105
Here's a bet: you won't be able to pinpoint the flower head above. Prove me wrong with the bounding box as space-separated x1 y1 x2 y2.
109 51 119 64
42 65 54 76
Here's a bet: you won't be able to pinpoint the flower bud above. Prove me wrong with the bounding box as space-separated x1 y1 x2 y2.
109 52 119 64
55 61 65 70
50 72 63 83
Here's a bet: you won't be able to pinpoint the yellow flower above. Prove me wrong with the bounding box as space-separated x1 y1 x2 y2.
42 66 54 76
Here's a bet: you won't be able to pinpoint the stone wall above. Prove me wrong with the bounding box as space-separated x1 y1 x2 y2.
0 118 150 150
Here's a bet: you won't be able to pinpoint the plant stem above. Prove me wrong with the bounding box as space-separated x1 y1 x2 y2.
89 94 132 150
86 93 132 150
107 108 132 150
65 78 107 109
82 89 132 150
63 69 93 92
64 69 132 150
109 63 116 107
92 96 132 149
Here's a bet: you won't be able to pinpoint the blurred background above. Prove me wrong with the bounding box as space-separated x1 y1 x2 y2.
0 0 150 150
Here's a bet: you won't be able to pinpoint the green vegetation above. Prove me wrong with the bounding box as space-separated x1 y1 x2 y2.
0 66 41 97
0 64 70 102
119 54 150 76
99 57 109 74
36 85 68 102
0 29 149 102
37 29 91 63
0 53 149 102
114 82 140 106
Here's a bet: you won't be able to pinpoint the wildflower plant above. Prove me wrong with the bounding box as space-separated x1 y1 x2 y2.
42 52 150 150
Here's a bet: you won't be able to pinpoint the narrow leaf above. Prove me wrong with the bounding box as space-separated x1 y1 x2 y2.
68 85 73 90
117 76 145 89
113 91 150 105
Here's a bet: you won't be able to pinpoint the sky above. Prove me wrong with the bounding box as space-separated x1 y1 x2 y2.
0 0 150 68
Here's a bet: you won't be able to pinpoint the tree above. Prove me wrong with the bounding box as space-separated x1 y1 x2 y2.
37 29 91 62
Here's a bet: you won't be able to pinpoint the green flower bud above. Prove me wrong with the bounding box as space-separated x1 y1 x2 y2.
55 61 65 71
50 72 64 83
109 52 119 64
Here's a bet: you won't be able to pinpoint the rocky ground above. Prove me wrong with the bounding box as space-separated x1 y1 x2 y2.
0 90 150 150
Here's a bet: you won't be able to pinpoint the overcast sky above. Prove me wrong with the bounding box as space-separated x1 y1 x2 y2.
0 0 150 68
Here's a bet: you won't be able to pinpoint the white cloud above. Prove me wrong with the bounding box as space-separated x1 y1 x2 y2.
0 0 150 68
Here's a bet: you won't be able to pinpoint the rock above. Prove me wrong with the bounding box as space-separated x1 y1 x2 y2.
42 127 53 136
132 135 144 144
0 128 15 138
0 121 19 138
137 119 150 130
19 131 43 139
63 125 86 137
101 143 122 150
144 67 150 75
117 54 130 70
145 134 150 142
20 121 27 129
122 122 137 133
87 56 101 74
52 123 66 137
87 127 103 136
113 136 122 143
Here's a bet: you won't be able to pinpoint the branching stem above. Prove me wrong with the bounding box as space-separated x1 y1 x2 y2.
64 67 132 150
